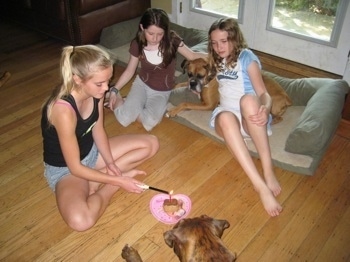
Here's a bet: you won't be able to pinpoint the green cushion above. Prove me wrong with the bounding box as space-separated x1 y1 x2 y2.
169 23 208 47
265 72 349 156
100 17 140 49
171 24 208 72
285 82 347 156
100 17 208 50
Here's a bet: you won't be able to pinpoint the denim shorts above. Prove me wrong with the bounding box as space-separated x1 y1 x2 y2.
44 143 98 191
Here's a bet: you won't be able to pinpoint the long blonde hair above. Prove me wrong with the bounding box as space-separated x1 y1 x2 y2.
208 18 248 77
44 45 113 122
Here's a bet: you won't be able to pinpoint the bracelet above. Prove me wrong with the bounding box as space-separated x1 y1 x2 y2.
110 87 119 95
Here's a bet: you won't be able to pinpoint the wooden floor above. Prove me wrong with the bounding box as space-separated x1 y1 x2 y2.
1 21 350 261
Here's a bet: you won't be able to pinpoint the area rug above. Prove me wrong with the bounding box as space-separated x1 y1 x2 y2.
167 103 316 176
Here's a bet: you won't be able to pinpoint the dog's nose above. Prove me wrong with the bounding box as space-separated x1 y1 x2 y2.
189 79 197 88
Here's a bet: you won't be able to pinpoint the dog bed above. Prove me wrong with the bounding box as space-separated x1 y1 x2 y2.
168 73 349 175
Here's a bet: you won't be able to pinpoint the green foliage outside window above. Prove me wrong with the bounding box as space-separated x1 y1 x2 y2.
276 0 339 16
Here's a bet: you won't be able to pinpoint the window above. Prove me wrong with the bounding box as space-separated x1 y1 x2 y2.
192 0 243 22
182 0 350 74
191 0 347 47
267 0 346 46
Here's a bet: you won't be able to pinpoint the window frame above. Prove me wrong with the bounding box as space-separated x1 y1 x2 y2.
265 0 348 47
189 0 245 23
189 0 348 47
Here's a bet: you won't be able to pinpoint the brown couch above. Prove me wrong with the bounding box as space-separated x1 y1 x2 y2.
0 0 150 45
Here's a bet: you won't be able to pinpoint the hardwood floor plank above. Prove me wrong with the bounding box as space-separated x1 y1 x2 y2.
292 186 350 261
0 190 57 261
225 171 301 259
258 138 349 261
0 163 46 206
314 205 350 261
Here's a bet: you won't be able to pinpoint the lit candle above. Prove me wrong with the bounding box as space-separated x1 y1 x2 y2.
169 190 173 200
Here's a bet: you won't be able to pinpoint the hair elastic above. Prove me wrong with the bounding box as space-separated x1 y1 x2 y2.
70 46 75 58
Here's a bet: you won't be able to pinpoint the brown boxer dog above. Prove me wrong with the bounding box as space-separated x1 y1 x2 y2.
167 57 291 124
261 72 292 124
121 215 237 262
167 58 219 117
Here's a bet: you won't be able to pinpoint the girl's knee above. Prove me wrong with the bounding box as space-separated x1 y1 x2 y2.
216 112 238 127
141 115 161 131
240 94 259 108
65 212 95 232
114 111 132 127
148 135 159 155
115 106 139 127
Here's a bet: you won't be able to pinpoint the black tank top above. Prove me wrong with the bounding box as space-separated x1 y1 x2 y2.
41 95 99 167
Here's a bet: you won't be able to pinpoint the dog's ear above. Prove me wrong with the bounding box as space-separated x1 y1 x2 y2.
163 230 176 247
204 64 216 83
212 218 230 238
206 75 214 83
180 59 189 74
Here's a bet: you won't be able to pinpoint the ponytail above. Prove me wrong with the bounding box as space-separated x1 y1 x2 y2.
43 45 113 123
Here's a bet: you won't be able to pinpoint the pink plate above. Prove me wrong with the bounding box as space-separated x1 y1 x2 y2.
149 194 192 224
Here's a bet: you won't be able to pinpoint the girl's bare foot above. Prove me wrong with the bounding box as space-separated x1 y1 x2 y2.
264 173 282 197
88 181 102 195
258 187 283 217
122 169 147 178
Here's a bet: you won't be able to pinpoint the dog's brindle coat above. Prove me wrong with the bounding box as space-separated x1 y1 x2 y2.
167 58 219 117
121 215 237 262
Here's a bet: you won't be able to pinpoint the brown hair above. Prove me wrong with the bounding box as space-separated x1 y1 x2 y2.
135 8 178 67
208 18 248 76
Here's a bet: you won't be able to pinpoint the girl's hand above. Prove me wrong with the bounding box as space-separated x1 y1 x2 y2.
249 105 269 126
106 163 122 176
119 169 147 193
108 92 123 110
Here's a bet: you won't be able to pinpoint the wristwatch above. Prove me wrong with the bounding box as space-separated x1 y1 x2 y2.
110 87 119 95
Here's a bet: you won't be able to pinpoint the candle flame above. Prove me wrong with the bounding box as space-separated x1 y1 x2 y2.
169 190 174 195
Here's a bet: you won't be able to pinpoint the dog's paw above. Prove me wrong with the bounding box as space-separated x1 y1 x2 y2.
271 115 283 125
165 110 177 118
121 244 143 262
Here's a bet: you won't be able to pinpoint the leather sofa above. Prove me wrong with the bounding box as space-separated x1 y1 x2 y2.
0 0 150 45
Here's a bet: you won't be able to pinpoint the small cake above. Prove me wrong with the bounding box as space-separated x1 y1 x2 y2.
163 198 180 215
